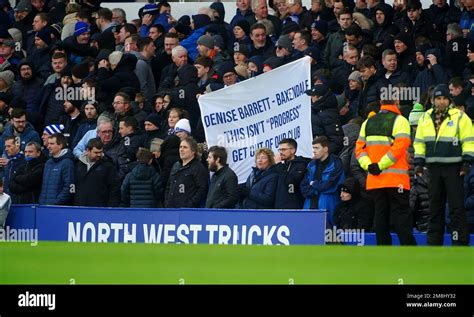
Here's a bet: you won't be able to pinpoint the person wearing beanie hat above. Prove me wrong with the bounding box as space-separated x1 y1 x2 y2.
247 55 264 78
263 56 284 72
413 82 474 246
71 63 90 83
44 124 65 135
408 102 424 126
275 35 293 51
348 70 363 86
192 14 212 30
212 35 225 50
74 21 90 38
333 177 373 230
197 34 215 50
281 21 300 36
174 118 191 139
49 23 63 40
35 28 52 48
174 22 192 37
234 19 251 36
143 112 165 147
145 113 162 130
310 20 328 51
233 43 249 63
218 61 238 86
0 70 14 91
179 15 191 28
394 32 413 57
311 20 328 38
140 3 160 18
305 46 321 65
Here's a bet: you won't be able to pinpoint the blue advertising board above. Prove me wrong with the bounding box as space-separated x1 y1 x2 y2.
32 206 327 245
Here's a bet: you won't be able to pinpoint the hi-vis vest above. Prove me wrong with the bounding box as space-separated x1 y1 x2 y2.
414 107 474 164
355 105 411 190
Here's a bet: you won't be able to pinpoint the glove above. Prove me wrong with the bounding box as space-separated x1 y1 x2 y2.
460 163 471 176
415 165 424 177
368 163 382 175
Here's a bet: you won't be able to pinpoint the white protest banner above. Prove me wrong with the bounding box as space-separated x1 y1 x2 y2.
198 56 313 183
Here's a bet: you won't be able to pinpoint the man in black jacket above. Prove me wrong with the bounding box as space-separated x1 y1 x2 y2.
8 141 46 203
274 138 310 209
74 138 120 207
165 137 208 208
205 146 239 209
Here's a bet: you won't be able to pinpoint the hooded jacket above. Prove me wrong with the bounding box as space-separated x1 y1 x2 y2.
372 3 399 54
129 51 156 104
74 153 120 207
333 177 374 230
121 162 162 208
39 149 75 205
413 48 448 95
311 87 344 155
97 53 141 105
10 60 42 113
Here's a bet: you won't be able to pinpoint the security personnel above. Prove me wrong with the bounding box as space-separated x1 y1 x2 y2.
355 98 417 245
414 84 473 246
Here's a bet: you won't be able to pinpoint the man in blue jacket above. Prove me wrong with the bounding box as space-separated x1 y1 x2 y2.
301 136 345 224
39 133 75 205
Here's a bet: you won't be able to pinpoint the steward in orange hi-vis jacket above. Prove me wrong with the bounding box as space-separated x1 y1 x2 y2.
355 100 416 245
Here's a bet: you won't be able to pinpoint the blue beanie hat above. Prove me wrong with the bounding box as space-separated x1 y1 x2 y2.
142 3 159 16
44 124 65 135
74 21 90 37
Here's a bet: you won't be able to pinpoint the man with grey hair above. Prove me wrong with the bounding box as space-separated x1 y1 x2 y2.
159 45 189 89
247 0 282 37
73 118 115 159
112 8 127 25
445 23 468 78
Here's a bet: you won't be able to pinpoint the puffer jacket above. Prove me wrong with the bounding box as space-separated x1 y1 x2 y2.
39 149 75 205
410 169 431 232
121 162 163 208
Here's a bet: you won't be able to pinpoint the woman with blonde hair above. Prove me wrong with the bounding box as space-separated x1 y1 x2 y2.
241 148 278 209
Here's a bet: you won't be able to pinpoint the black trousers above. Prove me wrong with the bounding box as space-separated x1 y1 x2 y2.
369 188 417 245
427 164 470 246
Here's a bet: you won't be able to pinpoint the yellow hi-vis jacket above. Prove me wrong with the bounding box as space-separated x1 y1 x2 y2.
414 107 474 165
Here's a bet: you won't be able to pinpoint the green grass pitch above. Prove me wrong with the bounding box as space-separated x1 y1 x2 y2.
0 242 473 284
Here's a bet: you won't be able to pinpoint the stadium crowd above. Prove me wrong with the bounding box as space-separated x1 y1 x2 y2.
0 0 473 245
